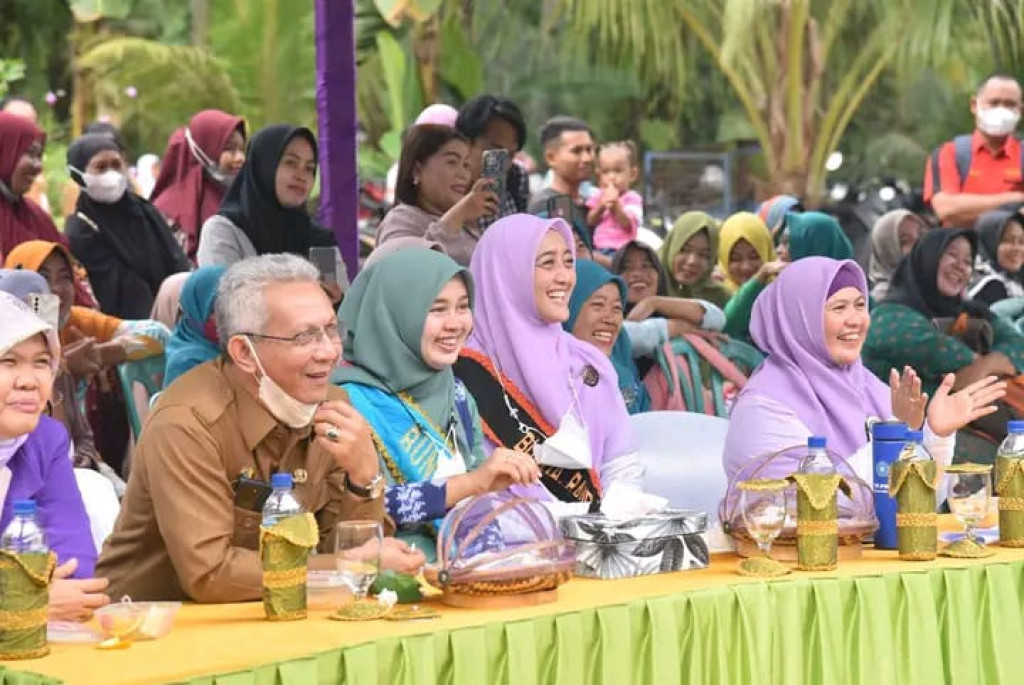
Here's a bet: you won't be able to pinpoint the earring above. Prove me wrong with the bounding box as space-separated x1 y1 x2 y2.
413 177 420 186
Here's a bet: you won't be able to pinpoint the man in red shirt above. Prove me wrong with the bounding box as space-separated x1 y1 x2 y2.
925 74 1024 228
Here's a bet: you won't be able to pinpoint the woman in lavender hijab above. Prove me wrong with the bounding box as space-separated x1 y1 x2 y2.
0 292 110 620
454 214 641 512
723 257 1004 485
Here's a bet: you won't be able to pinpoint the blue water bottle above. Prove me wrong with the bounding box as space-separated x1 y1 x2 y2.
871 421 908 549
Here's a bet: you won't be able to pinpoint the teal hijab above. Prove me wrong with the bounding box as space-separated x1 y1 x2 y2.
564 259 650 414
333 248 473 426
786 211 854 261
164 266 226 387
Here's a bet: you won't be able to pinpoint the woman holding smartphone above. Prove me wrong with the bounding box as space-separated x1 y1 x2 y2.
375 124 499 266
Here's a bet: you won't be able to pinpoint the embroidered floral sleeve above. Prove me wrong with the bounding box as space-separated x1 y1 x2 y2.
384 482 447 526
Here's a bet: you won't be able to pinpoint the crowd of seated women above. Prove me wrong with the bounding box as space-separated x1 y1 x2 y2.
3 95 1023 624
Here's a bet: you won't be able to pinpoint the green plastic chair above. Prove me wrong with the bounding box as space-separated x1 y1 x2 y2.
117 354 165 442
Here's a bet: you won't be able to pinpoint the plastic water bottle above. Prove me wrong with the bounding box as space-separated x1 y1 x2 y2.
996 420 1024 546
799 436 834 474
901 430 931 462
1 500 48 553
261 473 303 527
872 421 908 549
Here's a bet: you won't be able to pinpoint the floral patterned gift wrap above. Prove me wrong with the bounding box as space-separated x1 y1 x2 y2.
559 510 709 579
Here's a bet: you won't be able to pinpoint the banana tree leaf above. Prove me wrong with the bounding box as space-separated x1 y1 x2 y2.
69 0 132 22
375 30 409 128
438 14 482 99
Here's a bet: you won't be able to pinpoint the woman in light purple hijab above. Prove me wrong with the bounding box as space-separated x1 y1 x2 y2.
456 214 640 507
723 257 1003 484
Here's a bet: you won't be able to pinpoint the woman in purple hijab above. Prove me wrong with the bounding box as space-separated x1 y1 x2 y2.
723 257 1004 484
454 214 640 510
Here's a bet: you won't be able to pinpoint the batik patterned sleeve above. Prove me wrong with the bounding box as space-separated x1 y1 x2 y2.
863 304 975 384
385 482 447 526
991 313 1024 373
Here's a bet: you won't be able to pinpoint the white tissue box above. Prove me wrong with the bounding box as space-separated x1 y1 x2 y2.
559 510 709 579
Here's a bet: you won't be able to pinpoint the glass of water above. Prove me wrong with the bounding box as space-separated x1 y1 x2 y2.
332 520 383 601
740 485 787 559
947 471 992 546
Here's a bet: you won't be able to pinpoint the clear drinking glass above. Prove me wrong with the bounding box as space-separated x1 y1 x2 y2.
740 487 788 559
332 520 383 601
947 471 992 545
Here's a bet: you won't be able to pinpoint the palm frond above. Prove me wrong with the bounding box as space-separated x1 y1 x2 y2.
77 36 241 151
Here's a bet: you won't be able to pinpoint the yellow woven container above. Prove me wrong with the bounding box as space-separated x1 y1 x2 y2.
259 513 319 621
790 474 848 571
0 550 55 660
996 456 1024 548
889 460 937 561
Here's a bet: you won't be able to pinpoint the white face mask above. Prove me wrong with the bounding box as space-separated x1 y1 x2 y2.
977 106 1021 137
243 337 319 428
185 127 236 188
69 166 128 204
534 409 593 470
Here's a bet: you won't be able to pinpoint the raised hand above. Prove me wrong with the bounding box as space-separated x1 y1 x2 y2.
926 374 1006 437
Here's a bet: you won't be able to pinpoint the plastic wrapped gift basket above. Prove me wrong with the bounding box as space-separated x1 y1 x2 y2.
719 444 877 560
422 491 576 608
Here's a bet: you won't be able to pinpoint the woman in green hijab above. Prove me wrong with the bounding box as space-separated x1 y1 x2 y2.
723 210 854 345
657 211 732 307
333 248 539 556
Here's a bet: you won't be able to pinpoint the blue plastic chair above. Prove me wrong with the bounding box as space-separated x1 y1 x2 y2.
117 354 165 442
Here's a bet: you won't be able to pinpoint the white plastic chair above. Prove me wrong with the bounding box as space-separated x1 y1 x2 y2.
73 468 120 555
630 411 733 550
631 411 730 514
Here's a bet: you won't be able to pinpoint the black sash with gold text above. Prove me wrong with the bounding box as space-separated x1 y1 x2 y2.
453 350 601 509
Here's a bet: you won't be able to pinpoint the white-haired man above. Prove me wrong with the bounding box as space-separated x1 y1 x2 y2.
97 254 423 602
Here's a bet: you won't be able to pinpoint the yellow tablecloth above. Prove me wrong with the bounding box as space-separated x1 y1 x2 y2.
4 543 1024 685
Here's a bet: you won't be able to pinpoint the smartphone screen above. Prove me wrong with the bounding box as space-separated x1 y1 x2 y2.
546 194 574 223
481 148 510 203
309 246 339 285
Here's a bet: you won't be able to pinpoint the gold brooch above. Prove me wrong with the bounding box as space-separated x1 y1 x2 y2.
293 468 308 484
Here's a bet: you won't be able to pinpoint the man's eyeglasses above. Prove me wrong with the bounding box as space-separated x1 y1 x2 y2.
241 323 344 348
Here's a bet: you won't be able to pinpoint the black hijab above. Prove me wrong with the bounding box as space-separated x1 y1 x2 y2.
64 133 189 318
885 227 991 320
975 208 1024 278
217 124 335 256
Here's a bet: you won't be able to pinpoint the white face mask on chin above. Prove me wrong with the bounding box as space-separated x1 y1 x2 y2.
243 337 319 428
534 409 593 470
977 106 1021 137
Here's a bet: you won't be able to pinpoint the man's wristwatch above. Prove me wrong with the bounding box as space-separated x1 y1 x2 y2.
346 472 385 500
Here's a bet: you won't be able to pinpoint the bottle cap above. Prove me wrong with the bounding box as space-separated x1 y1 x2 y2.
1009 420 1024 434
271 473 293 489
12 500 36 515
871 421 908 441
905 429 924 443
808 436 827 449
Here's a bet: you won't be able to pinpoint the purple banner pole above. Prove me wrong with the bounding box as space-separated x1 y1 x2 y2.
314 0 359 279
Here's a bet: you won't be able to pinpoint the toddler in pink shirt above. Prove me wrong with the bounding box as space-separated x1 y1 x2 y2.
587 141 643 252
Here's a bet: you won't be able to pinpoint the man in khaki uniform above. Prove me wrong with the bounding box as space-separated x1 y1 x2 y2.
97 254 423 602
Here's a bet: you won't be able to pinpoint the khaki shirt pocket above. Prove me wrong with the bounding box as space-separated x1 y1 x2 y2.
231 506 262 551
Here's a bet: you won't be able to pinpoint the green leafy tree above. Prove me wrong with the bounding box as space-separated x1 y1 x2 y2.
557 0 1000 202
